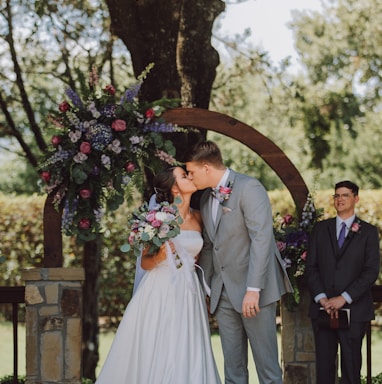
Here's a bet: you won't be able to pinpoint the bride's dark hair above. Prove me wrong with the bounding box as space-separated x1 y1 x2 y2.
153 167 176 204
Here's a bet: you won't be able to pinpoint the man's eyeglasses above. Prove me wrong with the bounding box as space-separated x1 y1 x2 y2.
332 193 353 200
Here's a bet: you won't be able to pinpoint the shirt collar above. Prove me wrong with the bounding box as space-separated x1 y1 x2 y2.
214 168 230 189
336 214 356 229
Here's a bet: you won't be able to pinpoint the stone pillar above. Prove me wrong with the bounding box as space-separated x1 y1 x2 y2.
281 287 316 384
22 268 85 384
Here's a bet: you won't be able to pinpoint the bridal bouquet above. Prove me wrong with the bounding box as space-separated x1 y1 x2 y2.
123 199 183 257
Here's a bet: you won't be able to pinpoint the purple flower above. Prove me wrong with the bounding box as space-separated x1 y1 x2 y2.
286 231 308 248
120 82 142 104
143 121 178 133
65 88 83 108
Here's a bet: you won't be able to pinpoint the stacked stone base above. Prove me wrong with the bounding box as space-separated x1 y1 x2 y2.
22 268 85 384
281 289 316 384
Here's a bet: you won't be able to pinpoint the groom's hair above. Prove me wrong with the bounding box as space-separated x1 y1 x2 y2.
335 180 359 196
184 140 224 167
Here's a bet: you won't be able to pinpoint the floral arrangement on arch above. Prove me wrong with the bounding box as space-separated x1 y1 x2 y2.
273 193 323 311
38 64 184 242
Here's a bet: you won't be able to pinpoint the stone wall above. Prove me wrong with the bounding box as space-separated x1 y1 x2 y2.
281 288 316 384
22 268 85 384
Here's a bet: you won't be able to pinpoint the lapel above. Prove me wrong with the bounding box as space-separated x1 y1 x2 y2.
200 190 216 240
327 218 337 251
214 171 236 230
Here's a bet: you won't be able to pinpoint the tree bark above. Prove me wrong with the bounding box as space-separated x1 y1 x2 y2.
81 1 226 378
82 236 102 381
106 0 224 107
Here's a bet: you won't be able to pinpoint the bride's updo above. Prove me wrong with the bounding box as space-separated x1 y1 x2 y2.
153 167 176 204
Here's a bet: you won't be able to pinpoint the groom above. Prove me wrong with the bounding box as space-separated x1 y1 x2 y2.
185 141 292 384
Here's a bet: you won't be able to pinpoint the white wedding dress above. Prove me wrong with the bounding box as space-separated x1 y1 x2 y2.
95 230 221 384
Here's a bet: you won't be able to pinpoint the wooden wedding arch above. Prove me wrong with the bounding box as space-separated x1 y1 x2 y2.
42 107 308 267
163 108 309 208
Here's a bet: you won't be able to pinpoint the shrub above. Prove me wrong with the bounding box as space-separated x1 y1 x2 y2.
1 190 381 323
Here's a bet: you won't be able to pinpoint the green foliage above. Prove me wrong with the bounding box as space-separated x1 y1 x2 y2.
361 372 382 384
38 65 181 242
0 376 25 384
1 189 381 322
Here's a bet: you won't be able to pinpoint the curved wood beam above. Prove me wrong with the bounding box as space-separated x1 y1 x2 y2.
42 108 309 267
163 107 309 213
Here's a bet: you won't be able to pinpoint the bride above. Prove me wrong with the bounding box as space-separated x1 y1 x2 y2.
95 166 221 384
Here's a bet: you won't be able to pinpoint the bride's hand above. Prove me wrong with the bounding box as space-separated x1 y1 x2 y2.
141 244 167 270
155 243 167 263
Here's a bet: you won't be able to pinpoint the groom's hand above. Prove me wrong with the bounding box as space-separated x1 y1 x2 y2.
242 291 260 318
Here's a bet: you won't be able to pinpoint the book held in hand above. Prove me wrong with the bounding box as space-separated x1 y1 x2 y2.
318 307 350 329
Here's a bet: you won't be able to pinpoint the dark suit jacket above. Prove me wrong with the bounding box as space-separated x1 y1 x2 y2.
305 216 380 322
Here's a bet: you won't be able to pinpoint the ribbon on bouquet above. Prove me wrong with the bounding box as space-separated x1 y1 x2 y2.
164 239 211 296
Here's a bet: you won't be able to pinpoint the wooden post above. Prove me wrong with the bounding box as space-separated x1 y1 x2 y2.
163 108 309 214
43 193 63 267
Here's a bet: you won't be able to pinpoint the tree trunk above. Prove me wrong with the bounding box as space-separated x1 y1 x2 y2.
105 0 225 160
80 1 225 378
82 236 102 381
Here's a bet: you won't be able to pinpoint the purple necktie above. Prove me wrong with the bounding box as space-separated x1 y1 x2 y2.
338 222 346 248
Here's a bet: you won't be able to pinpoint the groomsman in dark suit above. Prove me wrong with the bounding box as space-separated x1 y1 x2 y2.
305 180 380 384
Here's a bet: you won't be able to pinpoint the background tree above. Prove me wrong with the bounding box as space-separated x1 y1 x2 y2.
288 0 382 186
2 0 382 379
1 0 226 379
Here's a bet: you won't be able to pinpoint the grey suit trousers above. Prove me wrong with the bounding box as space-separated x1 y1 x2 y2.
215 287 282 384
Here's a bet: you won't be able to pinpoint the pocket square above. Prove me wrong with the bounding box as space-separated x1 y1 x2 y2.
222 207 232 214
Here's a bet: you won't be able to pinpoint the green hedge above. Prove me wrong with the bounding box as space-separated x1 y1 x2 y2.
1 190 381 322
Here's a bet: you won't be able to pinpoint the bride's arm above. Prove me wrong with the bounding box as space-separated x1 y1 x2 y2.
141 243 167 270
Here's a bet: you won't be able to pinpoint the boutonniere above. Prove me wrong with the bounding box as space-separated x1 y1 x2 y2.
211 181 233 204
350 220 361 233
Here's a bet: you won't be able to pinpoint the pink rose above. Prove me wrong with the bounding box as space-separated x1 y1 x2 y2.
41 171 51 183
219 185 232 194
351 222 361 232
111 119 127 132
146 212 156 222
79 218 91 229
59 101 70 112
151 219 162 228
104 84 116 95
125 161 136 173
80 141 91 154
80 189 92 199
283 214 294 225
145 108 155 119
300 251 307 261
51 135 62 146
276 241 286 252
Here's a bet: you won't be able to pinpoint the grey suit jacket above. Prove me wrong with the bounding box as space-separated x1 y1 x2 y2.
305 216 380 322
198 170 293 313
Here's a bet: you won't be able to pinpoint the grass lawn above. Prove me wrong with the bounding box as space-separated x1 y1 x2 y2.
1 322 382 383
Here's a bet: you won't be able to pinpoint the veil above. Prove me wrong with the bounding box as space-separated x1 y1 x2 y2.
132 194 158 295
